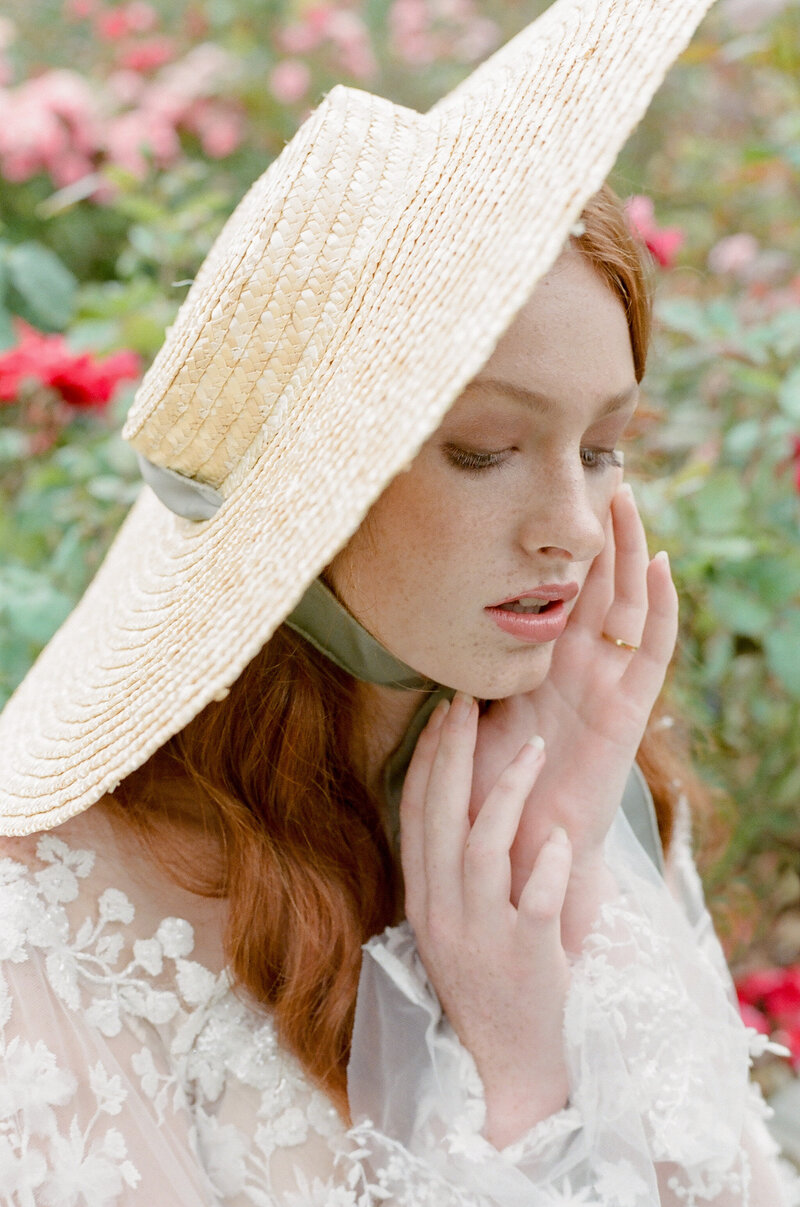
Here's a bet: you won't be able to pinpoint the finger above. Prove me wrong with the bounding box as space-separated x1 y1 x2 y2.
600 484 649 647
400 697 451 920
516 826 572 947
422 693 477 912
567 507 615 634
620 551 679 702
462 736 546 922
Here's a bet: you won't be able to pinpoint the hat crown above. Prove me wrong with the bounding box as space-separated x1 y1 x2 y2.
122 86 428 494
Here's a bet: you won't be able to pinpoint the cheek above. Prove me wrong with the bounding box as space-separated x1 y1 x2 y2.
332 474 453 605
370 469 479 561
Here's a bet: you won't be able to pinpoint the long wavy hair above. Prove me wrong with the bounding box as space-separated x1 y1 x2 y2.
103 181 696 1119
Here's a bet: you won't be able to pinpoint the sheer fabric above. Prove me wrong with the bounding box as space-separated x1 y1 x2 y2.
0 801 797 1206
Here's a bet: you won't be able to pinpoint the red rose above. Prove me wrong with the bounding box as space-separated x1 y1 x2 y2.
735 966 787 1007
0 319 140 410
738 1003 770 1035
48 348 140 409
0 323 70 402
763 968 800 1025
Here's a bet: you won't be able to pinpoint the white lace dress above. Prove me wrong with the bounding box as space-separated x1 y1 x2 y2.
0 799 797 1207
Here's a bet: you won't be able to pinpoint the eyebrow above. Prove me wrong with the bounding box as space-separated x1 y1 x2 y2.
471 376 639 416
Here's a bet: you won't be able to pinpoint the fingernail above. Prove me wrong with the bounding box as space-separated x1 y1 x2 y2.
620 482 635 500
429 698 450 728
549 826 570 845
525 734 545 754
656 549 670 569
449 691 474 726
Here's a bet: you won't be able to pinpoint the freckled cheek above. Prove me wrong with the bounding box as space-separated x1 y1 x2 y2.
364 491 457 599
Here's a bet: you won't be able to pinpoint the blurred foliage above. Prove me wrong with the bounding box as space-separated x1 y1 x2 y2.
0 0 798 973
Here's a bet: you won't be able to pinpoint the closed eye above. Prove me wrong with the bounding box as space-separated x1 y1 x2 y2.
444 446 508 474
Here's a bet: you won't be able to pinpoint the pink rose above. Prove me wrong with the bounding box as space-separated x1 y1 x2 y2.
119 38 175 74
268 60 311 106
625 194 685 268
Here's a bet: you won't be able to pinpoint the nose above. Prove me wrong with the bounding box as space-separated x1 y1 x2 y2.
516 462 606 564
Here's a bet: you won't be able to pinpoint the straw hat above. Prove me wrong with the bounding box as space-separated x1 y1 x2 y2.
0 0 715 835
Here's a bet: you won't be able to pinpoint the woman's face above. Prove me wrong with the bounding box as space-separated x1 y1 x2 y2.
326 245 639 700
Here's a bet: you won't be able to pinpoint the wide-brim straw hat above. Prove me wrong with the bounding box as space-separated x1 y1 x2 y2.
0 0 715 836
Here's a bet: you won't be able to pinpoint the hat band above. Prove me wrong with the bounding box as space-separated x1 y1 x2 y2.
136 451 436 689
136 453 224 521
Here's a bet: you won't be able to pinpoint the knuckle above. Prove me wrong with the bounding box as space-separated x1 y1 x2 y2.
495 764 523 794
464 835 503 868
519 887 561 926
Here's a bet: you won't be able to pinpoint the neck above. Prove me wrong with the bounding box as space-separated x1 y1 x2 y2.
350 680 431 801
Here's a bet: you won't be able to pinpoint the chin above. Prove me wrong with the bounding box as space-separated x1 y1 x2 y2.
449 647 555 702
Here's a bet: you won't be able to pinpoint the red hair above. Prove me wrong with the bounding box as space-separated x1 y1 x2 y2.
103 182 700 1118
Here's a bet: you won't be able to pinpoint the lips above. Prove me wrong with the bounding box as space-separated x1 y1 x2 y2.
488 582 579 608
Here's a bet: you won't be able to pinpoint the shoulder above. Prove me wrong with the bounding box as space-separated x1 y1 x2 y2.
0 804 233 1030
0 811 352 1201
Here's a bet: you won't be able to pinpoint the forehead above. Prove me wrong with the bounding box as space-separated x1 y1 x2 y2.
474 247 634 399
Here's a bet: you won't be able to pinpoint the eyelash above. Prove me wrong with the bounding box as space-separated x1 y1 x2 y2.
445 447 622 475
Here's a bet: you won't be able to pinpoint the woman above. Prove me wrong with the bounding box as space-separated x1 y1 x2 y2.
0 1 797 1203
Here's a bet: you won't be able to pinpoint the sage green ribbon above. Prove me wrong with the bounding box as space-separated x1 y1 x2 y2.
285 577 456 851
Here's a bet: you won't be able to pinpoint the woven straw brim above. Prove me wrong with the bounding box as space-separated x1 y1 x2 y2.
0 0 715 834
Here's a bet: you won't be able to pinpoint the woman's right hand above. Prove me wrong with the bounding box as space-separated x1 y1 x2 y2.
399 690 574 1150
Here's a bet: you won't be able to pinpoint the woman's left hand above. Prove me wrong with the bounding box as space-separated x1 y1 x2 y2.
469 483 678 913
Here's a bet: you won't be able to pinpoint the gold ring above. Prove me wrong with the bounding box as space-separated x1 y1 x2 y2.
601 632 639 653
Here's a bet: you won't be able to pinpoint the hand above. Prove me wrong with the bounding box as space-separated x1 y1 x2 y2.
468 483 679 916
400 690 573 1149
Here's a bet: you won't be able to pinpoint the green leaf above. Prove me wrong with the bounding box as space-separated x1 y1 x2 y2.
723 418 762 463
691 471 748 534
0 428 29 465
5 242 77 332
707 584 772 638
654 297 707 340
761 308 800 358
778 365 800 422
87 475 140 505
0 303 14 349
765 614 800 699
744 557 800 606
690 536 757 564
0 564 74 646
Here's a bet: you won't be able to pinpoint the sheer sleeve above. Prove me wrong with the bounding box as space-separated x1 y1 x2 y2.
346 798 800 1207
